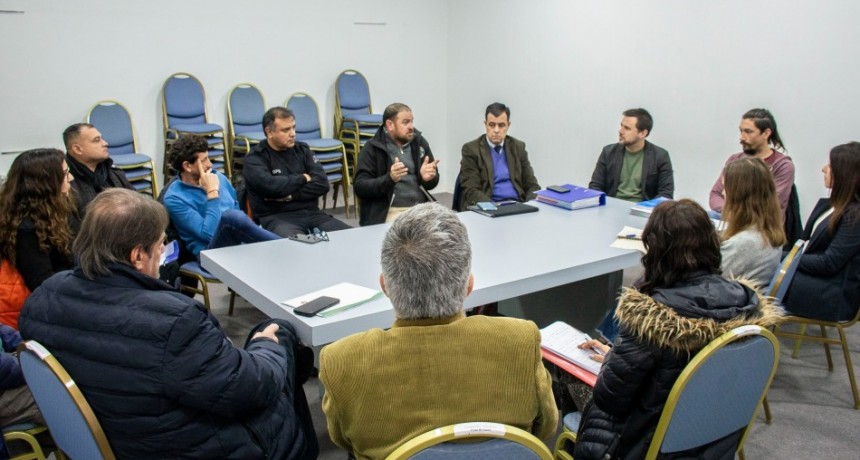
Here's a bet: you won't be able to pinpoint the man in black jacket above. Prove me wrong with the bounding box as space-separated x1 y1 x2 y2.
63 123 133 216
354 103 440 226
244 107 350 237
19 188 318 459
588 108 674 202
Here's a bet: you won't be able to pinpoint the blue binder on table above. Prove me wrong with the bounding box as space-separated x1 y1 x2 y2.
535 184 606 210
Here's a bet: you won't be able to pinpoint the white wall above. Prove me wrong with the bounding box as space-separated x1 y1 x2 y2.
0 0 448 184
446 0 860 218
3 0 858 219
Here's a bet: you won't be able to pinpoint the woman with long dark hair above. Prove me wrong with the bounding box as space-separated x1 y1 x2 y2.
784 142 860 321
574 199 782 460
720 156 786 287
0 149 77 328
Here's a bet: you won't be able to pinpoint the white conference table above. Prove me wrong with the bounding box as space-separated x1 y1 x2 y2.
201 197 642 346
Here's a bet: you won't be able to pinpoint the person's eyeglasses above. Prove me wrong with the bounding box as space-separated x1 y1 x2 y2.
63 168 71 177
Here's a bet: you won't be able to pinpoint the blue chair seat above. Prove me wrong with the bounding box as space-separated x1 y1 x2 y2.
313 152 343 162
208 148 225 157
304 138 344 150
322 163 343 173
326 173 344 183
131 181 153 192
180 261 216 279
345 113 382 124
235 131 266 141
122 168 153 180
562 412 581 431
110 153 153 167
172 122 223 134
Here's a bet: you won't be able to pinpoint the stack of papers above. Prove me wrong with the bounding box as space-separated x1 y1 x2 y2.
629 197 671 218
535 184 606 210
540 321 603 375
283 282 383 318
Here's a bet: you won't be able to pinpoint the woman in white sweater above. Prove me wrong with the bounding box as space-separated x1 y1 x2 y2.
720 156 786 287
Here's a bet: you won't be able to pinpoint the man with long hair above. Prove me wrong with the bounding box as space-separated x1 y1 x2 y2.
709 108 795 217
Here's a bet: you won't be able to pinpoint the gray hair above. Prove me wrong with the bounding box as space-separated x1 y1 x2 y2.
381 203 472 319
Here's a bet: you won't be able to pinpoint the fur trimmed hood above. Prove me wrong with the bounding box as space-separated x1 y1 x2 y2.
615 275 784 354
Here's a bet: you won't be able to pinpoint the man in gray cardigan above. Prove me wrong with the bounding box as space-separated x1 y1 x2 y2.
459 102 541 209
589 108 674 202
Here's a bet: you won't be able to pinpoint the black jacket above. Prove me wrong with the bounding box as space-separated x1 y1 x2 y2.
574 274 783 460
785 199 860 321
354 126 438 226
244 140 330 218
66 154 133 216
588 141 674 200
19 264 311 459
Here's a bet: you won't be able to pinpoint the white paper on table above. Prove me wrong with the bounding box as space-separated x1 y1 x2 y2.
282 282 382 317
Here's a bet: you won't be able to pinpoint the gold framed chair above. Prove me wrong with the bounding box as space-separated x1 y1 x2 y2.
552 326 780 460
178 261 237 315
2 424 48 460
17 340 115 460
226 83 267 174
87 100 159 197
773 307 860 409
161 72 230 180
333 69 382 174
386 422 552 460
286 92 354 217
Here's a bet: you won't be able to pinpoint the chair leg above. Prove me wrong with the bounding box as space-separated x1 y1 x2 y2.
738 447 746 460
836 325 860 409
791 324 806 358
228 290 236 316
761 396 772 424
820 325 834 370
200 277 211 311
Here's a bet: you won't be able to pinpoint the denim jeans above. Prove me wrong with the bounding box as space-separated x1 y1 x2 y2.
207 209 280 251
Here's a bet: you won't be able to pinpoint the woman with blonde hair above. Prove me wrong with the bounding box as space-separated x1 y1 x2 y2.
0 148 77 328
720 156 786 287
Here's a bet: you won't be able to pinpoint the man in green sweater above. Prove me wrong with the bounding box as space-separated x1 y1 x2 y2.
320 203 558 459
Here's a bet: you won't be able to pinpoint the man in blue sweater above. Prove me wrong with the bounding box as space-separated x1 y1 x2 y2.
163 135 279 258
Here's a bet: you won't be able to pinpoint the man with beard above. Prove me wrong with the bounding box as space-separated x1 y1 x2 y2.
353 103 440 226
588 108 674 202
709 108 794 217
163 135 279 258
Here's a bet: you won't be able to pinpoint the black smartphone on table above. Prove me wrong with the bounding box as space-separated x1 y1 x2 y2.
294 296 340 317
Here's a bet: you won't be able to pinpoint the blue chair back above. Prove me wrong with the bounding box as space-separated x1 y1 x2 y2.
408 438 543 459
88 101 137 156
163 73 207 127
336 69 373 117
649 326 779 457
386 423 552 460
765 239 807 302
18 340 115 460
287 93 323 141
228 84 265 136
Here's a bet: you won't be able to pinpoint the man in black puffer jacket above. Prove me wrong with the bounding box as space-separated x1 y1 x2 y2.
19 189 317 459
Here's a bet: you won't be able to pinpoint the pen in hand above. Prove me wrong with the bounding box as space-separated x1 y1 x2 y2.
617 233 641 240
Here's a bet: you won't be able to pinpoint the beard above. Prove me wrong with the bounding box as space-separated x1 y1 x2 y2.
741 144 756 155
394 132 414 145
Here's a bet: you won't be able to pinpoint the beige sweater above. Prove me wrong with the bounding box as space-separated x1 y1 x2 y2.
320 312 558 459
